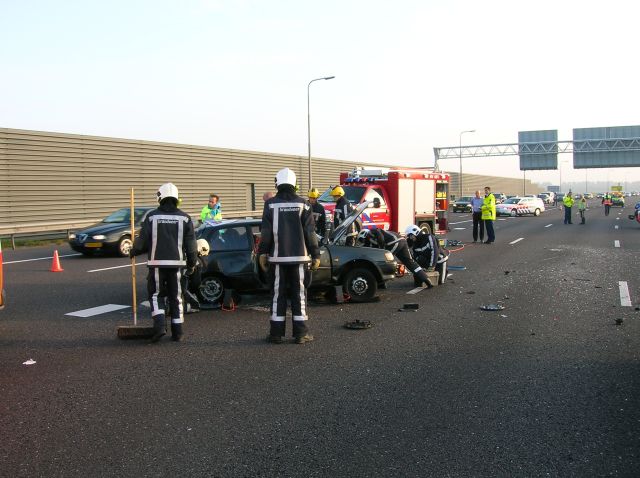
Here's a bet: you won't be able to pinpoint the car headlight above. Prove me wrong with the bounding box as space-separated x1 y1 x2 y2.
384 251 395 261
92 235 106 240
69 233 76 239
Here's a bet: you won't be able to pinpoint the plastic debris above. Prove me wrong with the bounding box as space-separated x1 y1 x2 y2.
448 265 466 271
22 359 36 365
480 304 505 311
615 318 624 325
398 303 419 312
344 319 373 329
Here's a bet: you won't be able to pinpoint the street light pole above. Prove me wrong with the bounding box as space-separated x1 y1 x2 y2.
307 76 335 191
458 129 475 198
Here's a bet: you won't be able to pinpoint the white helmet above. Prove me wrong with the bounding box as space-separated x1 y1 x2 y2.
196 238 210 256
275 168 297 188
356 229 370 244
157 183 179 203
405 224 421 237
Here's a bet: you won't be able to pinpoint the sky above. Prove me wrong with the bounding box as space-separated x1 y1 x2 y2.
2 0 640 188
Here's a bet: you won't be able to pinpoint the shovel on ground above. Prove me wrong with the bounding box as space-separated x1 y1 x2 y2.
117 187 155 340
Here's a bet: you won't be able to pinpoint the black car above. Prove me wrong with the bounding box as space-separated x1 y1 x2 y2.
451 196 473 213
196 202 398 304
69 207 155 256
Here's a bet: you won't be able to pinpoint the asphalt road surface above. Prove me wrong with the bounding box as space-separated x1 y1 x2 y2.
1 200 639 477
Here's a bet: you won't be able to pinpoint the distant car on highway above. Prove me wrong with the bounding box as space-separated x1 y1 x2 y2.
496 197 545 217
195 202 398 305
537 193 552 205
612 195 625 207
493 193 507 204
69 207 154 256
451 196 473 213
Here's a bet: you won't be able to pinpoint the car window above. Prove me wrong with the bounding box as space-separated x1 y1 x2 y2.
103 208 130 223
365 188 386 207
203 226 250 252
504 198 520 204
458 197 473 202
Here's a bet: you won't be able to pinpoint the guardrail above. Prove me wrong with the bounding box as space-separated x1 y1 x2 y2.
0 210 263 249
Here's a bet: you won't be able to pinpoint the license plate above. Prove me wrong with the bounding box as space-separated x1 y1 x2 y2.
85 242 103 248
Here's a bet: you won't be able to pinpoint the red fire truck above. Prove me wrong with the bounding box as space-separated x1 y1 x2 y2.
318 167 450 235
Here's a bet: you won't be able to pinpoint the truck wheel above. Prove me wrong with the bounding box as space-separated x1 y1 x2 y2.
343 267 377 303
418 222 432 235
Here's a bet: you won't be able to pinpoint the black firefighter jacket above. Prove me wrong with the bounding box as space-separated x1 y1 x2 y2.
259 190 320 264
131 202 197 269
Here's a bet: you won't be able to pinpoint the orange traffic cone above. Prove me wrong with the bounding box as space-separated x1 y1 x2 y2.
51 250 64 272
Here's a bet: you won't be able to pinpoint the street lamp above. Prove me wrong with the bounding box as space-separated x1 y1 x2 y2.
458 129 475 198
307 76 335 190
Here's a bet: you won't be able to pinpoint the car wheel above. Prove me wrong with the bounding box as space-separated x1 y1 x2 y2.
199 275 225 304
118 236 133 257
534 208 541 216
510 209 517 217
343 267 377 303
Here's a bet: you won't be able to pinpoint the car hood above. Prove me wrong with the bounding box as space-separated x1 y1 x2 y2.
74 222 131 236
330 201 369 245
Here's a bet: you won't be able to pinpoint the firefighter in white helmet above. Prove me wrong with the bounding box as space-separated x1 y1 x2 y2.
130 182 197 342
405 224 449 285
258 168 320 344
357 228 433 288
330 186 357 246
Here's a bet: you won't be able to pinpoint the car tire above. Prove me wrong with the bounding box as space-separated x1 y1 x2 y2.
342 267 377 303
118 236 133 257
198 275 225 304
510 209 517 217
534 208 541 216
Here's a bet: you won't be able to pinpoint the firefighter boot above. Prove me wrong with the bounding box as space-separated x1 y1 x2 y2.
293 320 313 344
416 270 434 289
171 322 183 342
151 314 166 343
267 320 285 344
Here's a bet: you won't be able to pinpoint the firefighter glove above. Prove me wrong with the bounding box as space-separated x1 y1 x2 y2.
259 254 269 271
310 258 321 271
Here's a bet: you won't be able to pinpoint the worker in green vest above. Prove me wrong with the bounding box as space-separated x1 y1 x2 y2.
481 186 496 244
563 191 575 224
200 193 222 224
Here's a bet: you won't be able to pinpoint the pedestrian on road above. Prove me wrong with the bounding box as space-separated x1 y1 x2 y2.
481 186 496 244
563 191 575 224
258 168 320 344
130 183 198 342
470 190 484 243
578 195 587 225
200 193 222 223
602 192 612 216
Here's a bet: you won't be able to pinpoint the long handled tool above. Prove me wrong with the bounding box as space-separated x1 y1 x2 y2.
117 187 155 339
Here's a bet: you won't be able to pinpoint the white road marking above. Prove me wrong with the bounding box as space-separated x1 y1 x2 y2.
615 225 619 229
619 281 632 307
140 301 150 308
4 253 82 265
407 287 426 294
545 224 553 228
616 217 620 221
88 262 148 273
449 219 473 225
614 240 621 248
453 227 466 230
509 238 524 245
66 304 130 317
497 218 507 221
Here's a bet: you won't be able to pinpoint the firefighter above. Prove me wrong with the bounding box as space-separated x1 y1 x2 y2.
357 228 433 288
405 224 449 285
258 168 320 344
330 186 357 245
130 183 197 342
307 188 327 238
602 191 613 216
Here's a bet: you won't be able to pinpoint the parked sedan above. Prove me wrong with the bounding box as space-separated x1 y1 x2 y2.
451 196 473 213
69 207 154 256
496 197 545 217
196 202 398 304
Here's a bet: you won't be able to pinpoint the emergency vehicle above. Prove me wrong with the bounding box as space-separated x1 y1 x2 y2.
318 167 450 235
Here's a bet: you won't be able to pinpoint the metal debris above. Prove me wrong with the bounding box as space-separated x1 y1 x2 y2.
344 319 373 329
480 304 505 311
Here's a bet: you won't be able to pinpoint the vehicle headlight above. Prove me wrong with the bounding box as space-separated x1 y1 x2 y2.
69 233 76 239
384 251 395 261
92 235 106 240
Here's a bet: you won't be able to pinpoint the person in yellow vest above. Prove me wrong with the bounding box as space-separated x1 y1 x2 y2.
602 191 612 216
563 191 575 224
481 186 496 244
200 193 222 224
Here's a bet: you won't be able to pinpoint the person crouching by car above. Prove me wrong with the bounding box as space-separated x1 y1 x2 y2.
130 183 197 343
405 224 449 285
182 238 210 314
258 168 320 345
357 228 433 288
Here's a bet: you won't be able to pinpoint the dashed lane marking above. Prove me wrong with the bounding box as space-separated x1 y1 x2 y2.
453 227 466 230
509 238 524 245
449 219 473 225
88 262 148 273
4 253 82 265
545 224 553 228
619 281 632 307
614 240 621 248
615 225 619 229
407 286 426 294
66 304 130 318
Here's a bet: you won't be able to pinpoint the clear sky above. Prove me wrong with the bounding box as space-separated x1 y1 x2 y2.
2 0 640 187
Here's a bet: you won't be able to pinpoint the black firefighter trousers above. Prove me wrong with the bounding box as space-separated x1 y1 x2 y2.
269 263 311 338
147 267 184 337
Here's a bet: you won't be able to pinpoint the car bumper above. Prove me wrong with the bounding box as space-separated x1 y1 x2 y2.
69 240 118 254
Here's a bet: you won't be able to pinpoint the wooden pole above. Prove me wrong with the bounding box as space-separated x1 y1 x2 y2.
130 187 137 325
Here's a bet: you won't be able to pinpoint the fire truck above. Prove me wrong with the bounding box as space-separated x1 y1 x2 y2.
318 167 450 235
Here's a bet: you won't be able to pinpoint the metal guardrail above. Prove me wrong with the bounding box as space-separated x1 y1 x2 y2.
0 210 263 249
